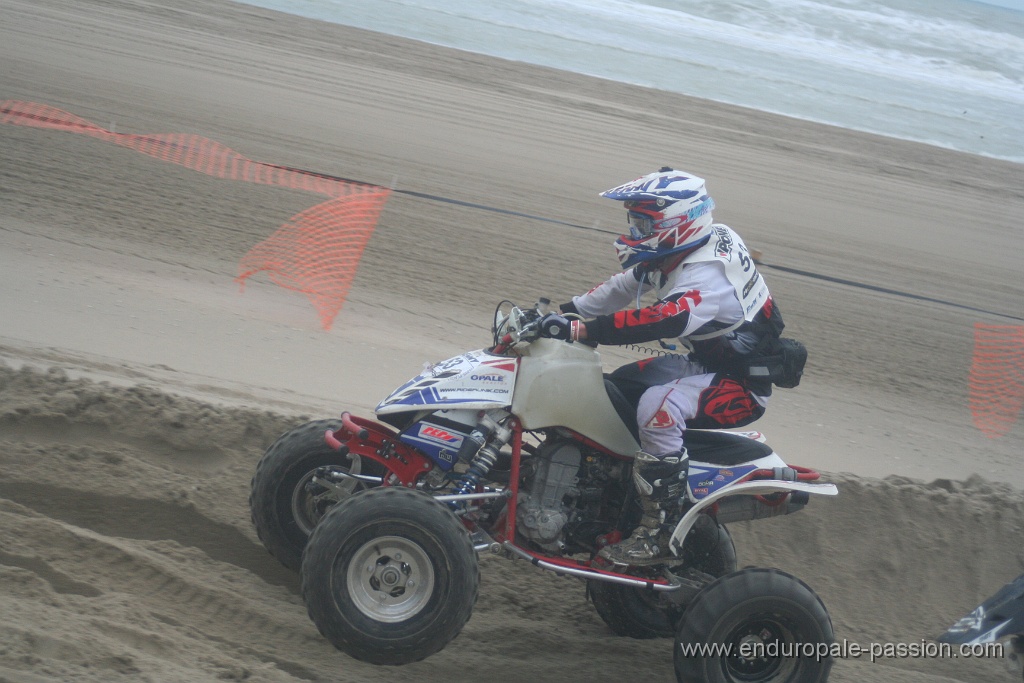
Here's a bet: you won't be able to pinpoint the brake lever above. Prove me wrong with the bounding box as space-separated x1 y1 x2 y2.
518 320 542 342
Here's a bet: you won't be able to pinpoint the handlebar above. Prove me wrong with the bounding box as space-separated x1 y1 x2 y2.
491 300 545 353
490 299 594 354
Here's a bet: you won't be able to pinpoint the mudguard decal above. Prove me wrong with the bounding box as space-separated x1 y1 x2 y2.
688 463 758 499
376 350 518 413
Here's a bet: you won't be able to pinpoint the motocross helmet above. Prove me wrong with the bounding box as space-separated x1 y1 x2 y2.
602 168 715 269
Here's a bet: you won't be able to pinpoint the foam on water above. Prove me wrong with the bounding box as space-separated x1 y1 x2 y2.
242 0 1024 162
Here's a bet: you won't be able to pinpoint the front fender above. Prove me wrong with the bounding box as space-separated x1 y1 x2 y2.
668 480 839 556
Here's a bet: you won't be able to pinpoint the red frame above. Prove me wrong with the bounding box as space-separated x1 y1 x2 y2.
324 412 435 485
324 410 826 580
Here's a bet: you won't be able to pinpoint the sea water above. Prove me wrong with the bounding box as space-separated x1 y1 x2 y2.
239 0 1024 163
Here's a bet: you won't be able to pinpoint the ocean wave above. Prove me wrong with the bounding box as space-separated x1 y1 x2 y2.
239 0 1024 161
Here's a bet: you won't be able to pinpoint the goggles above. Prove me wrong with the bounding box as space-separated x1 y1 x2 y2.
622 198 663 239
626 212 655 239
625 196 717 240
625 201 662 239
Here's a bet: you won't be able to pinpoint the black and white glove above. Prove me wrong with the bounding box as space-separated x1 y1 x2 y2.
538 313 575 341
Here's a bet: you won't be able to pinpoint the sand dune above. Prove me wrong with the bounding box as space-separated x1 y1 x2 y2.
1 365 1021 682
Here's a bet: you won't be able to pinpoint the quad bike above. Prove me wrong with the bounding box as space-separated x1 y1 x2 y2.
250 300 839 682
939 572 1024 680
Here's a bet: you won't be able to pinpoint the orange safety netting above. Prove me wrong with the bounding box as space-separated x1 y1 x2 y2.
969 324 1024 438
0 100 390 330
236 192 387 330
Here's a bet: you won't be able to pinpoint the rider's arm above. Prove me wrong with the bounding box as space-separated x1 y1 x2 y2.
559 269 649 318
570 262 732 346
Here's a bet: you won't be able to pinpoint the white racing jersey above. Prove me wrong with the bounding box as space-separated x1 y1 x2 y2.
570 224 770 348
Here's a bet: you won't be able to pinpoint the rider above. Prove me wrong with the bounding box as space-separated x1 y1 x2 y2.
538 168 796 566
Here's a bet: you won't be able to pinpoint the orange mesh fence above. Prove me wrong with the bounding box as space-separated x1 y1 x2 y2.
969 324 1024 438
237 192 387 330
0 100 391 329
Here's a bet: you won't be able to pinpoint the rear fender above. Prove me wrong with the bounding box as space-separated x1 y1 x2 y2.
324 412 434 486
668 480 838 556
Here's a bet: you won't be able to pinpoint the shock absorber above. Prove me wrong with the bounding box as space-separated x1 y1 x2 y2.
454 414 512 499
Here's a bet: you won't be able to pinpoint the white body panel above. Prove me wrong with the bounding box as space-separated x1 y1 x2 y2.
376 351 518 414
511 338 640 456
669 477 839 555
376 338 640 456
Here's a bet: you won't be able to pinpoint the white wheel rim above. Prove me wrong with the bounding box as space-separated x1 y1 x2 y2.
345 535 435 623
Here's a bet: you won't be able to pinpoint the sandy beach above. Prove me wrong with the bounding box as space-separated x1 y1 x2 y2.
1 0 1023 681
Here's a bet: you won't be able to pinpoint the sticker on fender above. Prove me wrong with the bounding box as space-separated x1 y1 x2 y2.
377 350 519 410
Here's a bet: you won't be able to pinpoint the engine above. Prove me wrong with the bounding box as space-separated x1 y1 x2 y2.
516 439 580 552
516 437 624 553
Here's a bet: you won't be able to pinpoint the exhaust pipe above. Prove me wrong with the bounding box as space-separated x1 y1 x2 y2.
713 491 810 524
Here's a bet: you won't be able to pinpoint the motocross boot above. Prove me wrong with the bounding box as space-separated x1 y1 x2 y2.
598 450 689 567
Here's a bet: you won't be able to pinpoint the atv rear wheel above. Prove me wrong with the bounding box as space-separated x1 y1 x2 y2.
250 419 385 571
590 521 736 639
674 567 833 683
301 487 479 665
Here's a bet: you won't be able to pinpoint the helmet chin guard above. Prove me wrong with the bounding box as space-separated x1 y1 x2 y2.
614 227 712 270
602 169 716 270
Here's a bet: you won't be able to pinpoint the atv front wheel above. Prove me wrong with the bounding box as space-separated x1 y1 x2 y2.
250 419 385 571
301 487 479 665
674 567 833 683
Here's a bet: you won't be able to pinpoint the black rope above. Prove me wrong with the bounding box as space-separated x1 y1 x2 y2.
760 263 1023 322
264 163 1024 322
10 103 1016 322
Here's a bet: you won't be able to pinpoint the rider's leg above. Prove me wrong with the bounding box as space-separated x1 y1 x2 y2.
598 450 689 566
684 373 769 430
598 384 695 566
598 374 770 566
